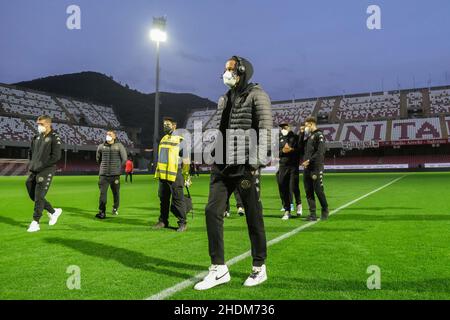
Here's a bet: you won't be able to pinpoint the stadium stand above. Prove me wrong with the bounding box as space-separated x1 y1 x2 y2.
430 88 450 114
185 109 216 130
336 92 401 121
71 100 108 126
0 116 35 142
272 101 315 126
407 90 423 110
391 117 442 141
0 84 134 148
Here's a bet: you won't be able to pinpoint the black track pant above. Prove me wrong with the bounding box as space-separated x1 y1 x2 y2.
225 189 244 212
26 168 56 222
98 175 120 213
205 165 266 267
303 168 328 216
125 172 133 183
158 171 187 226
277 165 301 211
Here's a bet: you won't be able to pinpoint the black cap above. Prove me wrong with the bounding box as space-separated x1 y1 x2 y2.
278 122 290 128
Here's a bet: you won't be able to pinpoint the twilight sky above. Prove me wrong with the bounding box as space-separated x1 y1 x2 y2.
1 0 449 102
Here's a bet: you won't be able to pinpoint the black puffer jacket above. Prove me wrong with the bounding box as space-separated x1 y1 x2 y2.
96 141 128 176
210 57 273 169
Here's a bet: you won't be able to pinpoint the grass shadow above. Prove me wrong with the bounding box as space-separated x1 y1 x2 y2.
0 215 28 228
44 237 206 279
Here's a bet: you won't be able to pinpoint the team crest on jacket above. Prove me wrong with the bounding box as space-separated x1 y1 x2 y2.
45 137 50 143
38 177 44 182
312 174 318 180
240 179 252 189
114 180 119 184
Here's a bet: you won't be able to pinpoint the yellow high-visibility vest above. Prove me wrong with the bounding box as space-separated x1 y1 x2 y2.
155 134 183 182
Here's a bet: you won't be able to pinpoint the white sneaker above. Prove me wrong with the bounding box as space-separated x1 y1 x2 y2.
194 265 230 291
224 211 230 218
296 204 303 217
48 208 62 226
243 265 267 287
27 221 40 233
281 211 291 220
237 207 245 216
280 206 285 212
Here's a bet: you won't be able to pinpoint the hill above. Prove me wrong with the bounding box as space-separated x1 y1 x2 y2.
14 71 216 146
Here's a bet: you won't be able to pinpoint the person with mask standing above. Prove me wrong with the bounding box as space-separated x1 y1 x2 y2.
96 130 127 219
153 117 190 232
26 115 63 232
300 117 329 221
194 56 273 290
277 123 303 220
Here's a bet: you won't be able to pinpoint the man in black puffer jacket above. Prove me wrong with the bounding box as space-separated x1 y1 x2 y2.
195 56 273 291
95 130 127 219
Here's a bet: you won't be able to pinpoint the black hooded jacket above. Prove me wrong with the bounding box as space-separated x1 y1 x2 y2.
279 130 300 167
28 130 62 173
211 56 273 173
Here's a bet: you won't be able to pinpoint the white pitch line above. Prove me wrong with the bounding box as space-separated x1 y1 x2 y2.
146 175 406 300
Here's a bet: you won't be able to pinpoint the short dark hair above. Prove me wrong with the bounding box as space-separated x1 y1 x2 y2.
305 117 317 124
107 129 116 135
37 115 52 123
163 117 176 125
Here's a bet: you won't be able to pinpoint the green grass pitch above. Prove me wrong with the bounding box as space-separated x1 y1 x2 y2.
0 172 449 300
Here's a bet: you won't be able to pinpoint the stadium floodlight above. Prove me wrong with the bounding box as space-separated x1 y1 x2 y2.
150 16 167 169
150 29 167 42
150 17 167 42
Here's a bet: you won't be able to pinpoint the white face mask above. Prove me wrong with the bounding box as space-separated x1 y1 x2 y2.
223 71 238 88
281 129 289 136
37 125 46 134
106 135 113 142
305 127 311 135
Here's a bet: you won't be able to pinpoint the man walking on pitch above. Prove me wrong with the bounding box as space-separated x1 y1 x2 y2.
96 130 128 219
277 122 303 220
195 56 273 290
300 117 329 221
154 117 190 232
26 115 63 232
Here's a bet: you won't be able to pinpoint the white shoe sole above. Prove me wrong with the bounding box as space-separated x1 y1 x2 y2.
244 275 268 287
48 209 62 226
194 272 231 291
27 225 40 233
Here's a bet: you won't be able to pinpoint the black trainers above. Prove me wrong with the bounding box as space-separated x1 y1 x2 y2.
95 212 106 219
305 215 317 221
321 210 329 220
112 208 119 216
177 223 187 232
153 221 167 229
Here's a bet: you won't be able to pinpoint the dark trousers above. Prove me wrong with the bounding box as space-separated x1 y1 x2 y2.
277 165 301 211
205 165 267 267
303 168 328 216
26 168 56 222
98 175 120 213
225 189 244 212
125 172 133 183
158 171 187 226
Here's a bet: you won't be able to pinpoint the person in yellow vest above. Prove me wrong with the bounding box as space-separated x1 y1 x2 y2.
154 117 190 232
